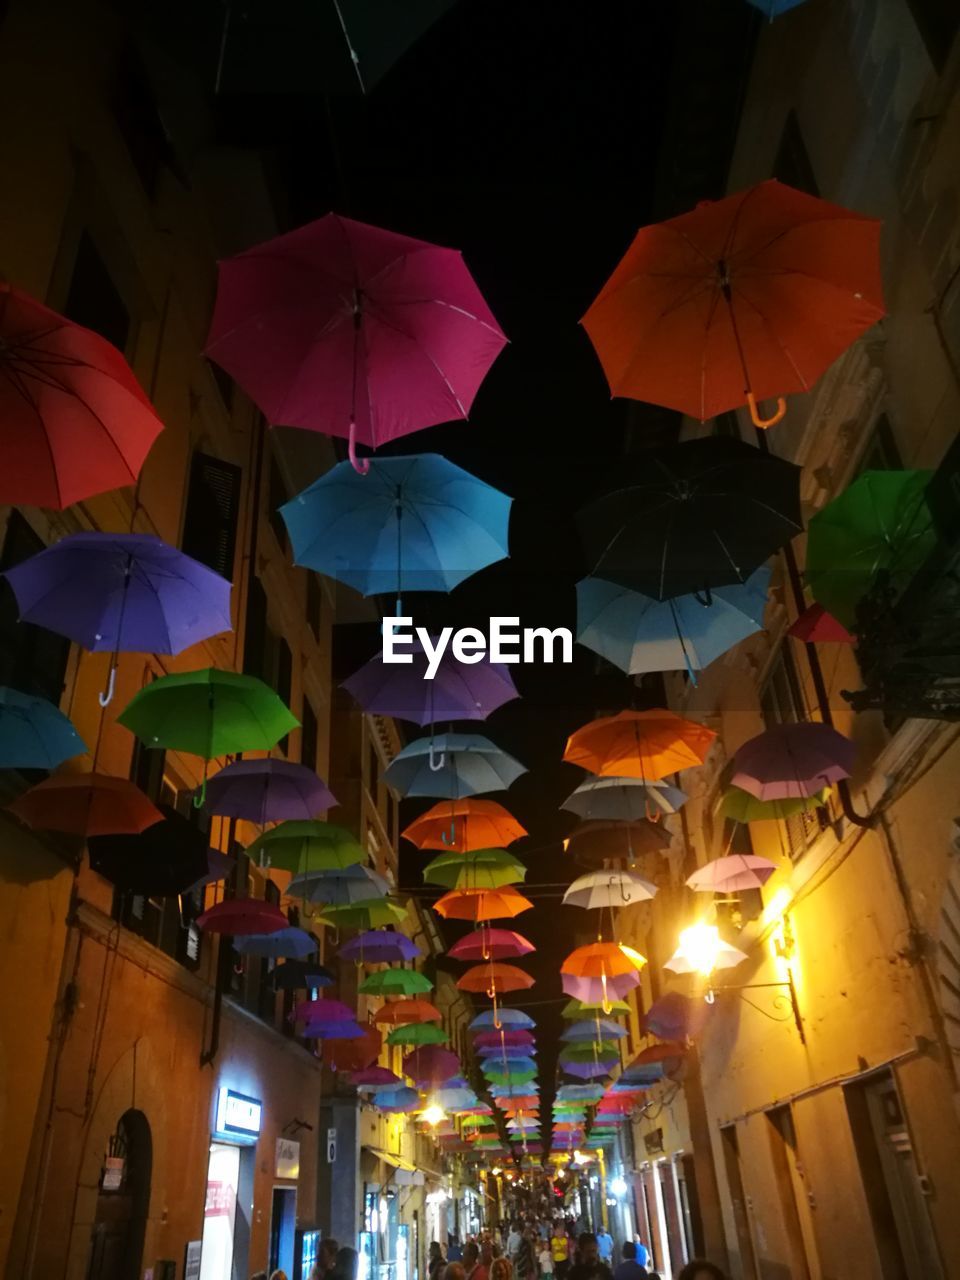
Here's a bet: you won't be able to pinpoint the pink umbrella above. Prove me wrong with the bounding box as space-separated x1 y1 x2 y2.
732 723 856 800
293 997 356 1023
402 1046 461 1086
196 899 287 935
351 1066 403 1089
561 971 641 1004
205 214 507 472
449 928 535 962
473 1029 535 1050
686 854 778 893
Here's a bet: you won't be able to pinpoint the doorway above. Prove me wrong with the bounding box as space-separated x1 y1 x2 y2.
86 1109 152 1280
719 1124 757 1280
200 1143 240 1280
270 1186 298 1275
765 1105 819 1279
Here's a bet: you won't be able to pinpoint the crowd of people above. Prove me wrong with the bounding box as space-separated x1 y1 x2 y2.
250 1237 360 1280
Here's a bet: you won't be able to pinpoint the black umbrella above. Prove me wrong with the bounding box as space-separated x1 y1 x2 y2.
88 805 211 898
577 437 803 599
273 959 336 990
566 818 670 868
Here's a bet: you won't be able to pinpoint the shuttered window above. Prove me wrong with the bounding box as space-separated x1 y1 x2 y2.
181 451 242 580
0 513 71 707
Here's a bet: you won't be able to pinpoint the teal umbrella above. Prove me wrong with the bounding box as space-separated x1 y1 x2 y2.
0 687 86 770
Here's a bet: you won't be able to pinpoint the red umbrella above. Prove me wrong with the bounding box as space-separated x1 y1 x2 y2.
197 898 288 935
448 928 535 962
402 1046 461 1086
0 284 164 508
456 963 534 995
205 215 507 471
787 604 856 644
8 772 162 837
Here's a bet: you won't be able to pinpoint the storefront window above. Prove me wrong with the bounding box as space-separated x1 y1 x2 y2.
200 1143 240 1280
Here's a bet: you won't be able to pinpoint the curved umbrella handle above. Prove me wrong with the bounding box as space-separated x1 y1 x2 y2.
428 741 446 772
601 971 612 1017
193 775 207 808
98 663 117 708
747 391 787 429
348 420 371 475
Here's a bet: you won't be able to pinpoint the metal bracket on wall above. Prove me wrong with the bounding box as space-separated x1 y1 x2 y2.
707 970 806 1045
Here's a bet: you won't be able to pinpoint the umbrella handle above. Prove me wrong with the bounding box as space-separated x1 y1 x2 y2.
98 663 117 708
428 742 446 772
194 773 207 808
747 391 787 429
348 420 371 474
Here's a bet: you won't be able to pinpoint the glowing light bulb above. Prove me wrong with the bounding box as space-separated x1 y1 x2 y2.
676 922 723 976
422 1103 446 1127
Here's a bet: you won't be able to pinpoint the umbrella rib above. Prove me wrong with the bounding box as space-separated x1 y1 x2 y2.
363 302 468 419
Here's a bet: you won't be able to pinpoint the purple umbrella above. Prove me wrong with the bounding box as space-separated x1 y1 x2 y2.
294 997 355 1023
342 638 518 725
731 722 856 800
303 1020 366 1040
338 929 421 964
2 533 232 704
561 972 642 1003
205 758 337 823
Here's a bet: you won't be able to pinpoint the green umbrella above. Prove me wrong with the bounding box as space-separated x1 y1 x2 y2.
422 847 526 890
720 786 829 823
358 969 433 997
559 1042 619 1063
386 1022 448 1047
247 821 366 873
561 997 630 1018
485 1071 537 1086
322 899 407 929
461 1115 495 1128
805 470 936 626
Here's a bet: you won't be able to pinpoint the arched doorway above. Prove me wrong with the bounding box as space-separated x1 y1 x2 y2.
86 1108 152 1280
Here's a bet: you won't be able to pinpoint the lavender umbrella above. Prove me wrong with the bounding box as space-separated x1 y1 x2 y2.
205 758 336 823
731 722 856 800
561 972 642 1003
342 638 518 725
338 929 421 964
2 532 232 704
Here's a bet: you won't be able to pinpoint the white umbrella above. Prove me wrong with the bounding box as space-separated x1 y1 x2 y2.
562 869 657 910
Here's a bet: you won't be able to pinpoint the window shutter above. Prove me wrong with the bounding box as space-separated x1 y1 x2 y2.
0 513 71 705
181 451 242 580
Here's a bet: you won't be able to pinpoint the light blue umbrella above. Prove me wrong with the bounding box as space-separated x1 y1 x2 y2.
561 774 687 821
233 927 319 959
562 1019 628 1042
481 1056 537 1075
576 565 771 678
470 1008 535 1031
384 733 526 798
286 864 391 905
280 454 511 609
493 1083 539 1098
0 687 86 769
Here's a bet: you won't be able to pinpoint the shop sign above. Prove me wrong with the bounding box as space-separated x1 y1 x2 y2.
102 1156 124 1191
276 1137 301 1179
214 1087 262 1142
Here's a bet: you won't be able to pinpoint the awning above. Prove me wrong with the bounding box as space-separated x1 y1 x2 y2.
363 1145 417 1173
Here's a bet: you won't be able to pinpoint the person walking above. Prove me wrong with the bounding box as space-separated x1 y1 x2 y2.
491 1259 514 1280
595 1229 613 1268
612 1242 647 1280
429 1242 447 1280
538 1239 554 1280
465 1240 489 1280
312 1238 340 1280
550 1222 569 1280
507 1224 523 1261
515 1229 538 1280
567 1234 613 1280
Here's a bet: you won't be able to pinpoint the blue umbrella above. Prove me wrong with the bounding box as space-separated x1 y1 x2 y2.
477 1045 538 1060
280 454 512 609
233 927 318 959
561 774 687 821
562 1019 628 1042
470 1008 535 1031
576 565 771 678
2 533 232 704
492 1083 539 1098
384 732 526 798
0 687 86 769
481 1056 537 1075
746 0 806 16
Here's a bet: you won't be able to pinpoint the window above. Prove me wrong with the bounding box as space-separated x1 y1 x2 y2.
0 513 71 706
306 574 322 641
301 699 318 774
761 641 807 728
129 733 167 804
63 230 131 353
268 450 289 553
181 451 242 579
857 414 903 474
904 0 959 71
773 110 819 197
244 576 294 752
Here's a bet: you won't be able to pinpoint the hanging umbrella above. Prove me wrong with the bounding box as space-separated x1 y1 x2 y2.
482 1054 536 1074
351 1067 403 1089
576 567 770 677
294 996 356 1023
434 1087 480 1112
642 993 697 1041
375 1087 422 1114
560 1041 619 1062
0 284 164 509
473 1028 535 1049
286 864 391 905
273 960 335 990
565 820 672 866
578 438 802 599
339 929 421 964
207 215 507 470
555 1085 604 1103
448 929 535 962
731 723 856 800
434 886 533 922
562 870 657 910
423 847 526 890
563 1060 616 1080
457 964 534 995
320 1023 382 1073
402 798 527 851
343 636 518 723
88 804 210 896
247 821 365 874
374 998 443 1026
564 709 715 779
562 997 631 1018
320 899 407 929
686 855 778 893
0 687 86 770
198 898 289 935
384 733 526 798
562 1019 627 1042
358 969 433 997
561 972 642 1005
787 604 855 644
805 470 936 627
562 775 686 823
470 1008 534 1031
478 1044 536 1062
402 1045 460 1084
562 943 646 986
581 180 884 427
304 1018 366 1041
8 772 161 837
2 533 232 704
233 927 318 959
205 759 337 823
720 785 829 822
665 937 748 975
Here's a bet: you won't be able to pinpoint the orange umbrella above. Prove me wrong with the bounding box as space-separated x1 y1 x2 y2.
562 942 646 979
434 886 533 922
402 798 527 852
582 180 884 428
8 772 162 837
320 1024 382 1073
373 998 442 1026
457 963 534 995
563 709 715 780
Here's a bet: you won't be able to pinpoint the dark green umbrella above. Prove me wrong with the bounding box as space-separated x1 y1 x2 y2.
386 1021 448 1047
247 821 366 873
720 786 828 822
358 969 434 997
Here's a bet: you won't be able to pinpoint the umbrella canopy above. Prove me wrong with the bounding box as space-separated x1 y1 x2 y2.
563 1060 615 1080
665 936 749 975
374 998 443 1026
448 928 535 962
0 284 164 509
205 759 336 823
581 180 884 426
562 997 631 1018
402 798 527 851
320 899 407 929
787 604 856 644
560 1042 619 1063
469 1008 535 1031
478 1044 536 1062
473 1029 535 1049
233 927 318 959
403 1046 461 1085
732 723 856 800
562 775 687 823
286 864 391 905
434 886 533 922
686 854 778 893
806 470 936 627
197 898 289 935
561 972 642 1004
294 997 356 1023
118 669 298 759
564 709 715 780
642 993 697 1041
423 847 526 890
343 638 518 724
8 772 161 837
375 1087 422 1113
0 687 86 770
303 1019 366 1041
563 869 657 910
247 821 365 874
385 733 526 799
562 943 646 979
339 930 421 964
207 216 506 466
576 567 770 676
562 1019 627 1042
87 804 210 896
320 1023 382 1072
351 1067 403 1089
720 786 829 823
565 819 671 865
358 969 433 998
273 960 335 990
457 963 534 995
578 438 802 599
